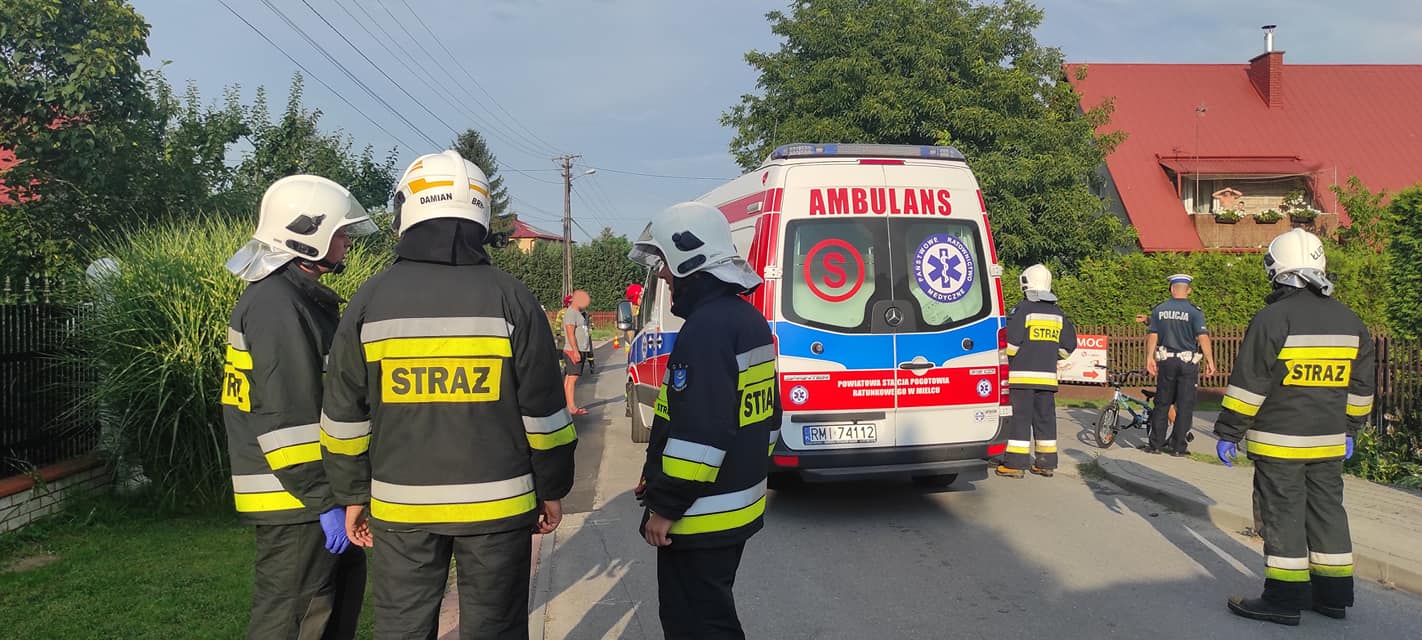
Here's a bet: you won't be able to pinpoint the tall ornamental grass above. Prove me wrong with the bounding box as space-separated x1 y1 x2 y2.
72 214 392 509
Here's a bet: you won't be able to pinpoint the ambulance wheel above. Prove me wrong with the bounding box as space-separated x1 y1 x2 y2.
630 390 651 443
1094 403 1121 449
913 474 958 488
624 380 633 418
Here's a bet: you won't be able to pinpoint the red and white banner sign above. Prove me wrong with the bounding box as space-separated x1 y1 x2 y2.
1058 334 1108 384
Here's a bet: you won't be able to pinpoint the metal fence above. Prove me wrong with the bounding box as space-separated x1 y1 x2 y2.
0 279 98 475
1087 324 1419 434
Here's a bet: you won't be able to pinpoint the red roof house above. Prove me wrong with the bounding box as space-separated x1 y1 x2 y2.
0 147 28 206
1067 40 1422 251
509 218 565 253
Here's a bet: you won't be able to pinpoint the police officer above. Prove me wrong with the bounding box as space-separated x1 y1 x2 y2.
321 150 575 638
222 175 375 640
997 264 1077 478
1215 229 1375 625
628 201 778 639
1145 274 1217 455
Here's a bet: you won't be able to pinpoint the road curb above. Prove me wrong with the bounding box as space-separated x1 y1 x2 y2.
1095 454 1422 597
528 527 557 640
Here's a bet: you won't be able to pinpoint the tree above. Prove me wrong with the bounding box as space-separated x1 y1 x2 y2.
451 128 513 235
1331 176 1388 250
1385 185 1422 339
721 0 1134 268
0 0 157 276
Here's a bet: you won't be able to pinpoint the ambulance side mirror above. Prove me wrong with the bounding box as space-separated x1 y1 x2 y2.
615 301 635 331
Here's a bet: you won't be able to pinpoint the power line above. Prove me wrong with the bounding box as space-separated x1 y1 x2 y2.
588 166 733 181
212 0 419 152
253 0 441 148
396 0 564 156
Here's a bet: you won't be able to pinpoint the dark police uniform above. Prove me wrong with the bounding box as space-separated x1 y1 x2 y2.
1002 299 1077 471
640 275 779 639
321 219 575 639
222 265 366 640
1148 297 1208 452
1214 286 1375 612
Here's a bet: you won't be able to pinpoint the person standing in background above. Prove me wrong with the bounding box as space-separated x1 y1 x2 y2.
1145 274 1217 456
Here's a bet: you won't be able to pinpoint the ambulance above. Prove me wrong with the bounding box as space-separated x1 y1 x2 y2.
623 143 1010 486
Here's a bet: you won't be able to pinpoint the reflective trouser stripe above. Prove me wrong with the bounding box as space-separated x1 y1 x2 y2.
1266 567 1312 582
670 480 767 536
1310 563 1354 577
1006 440 1031 454
320 413 372 456
524 409 576 450
370 475 537 524
1034 440 1058 453
232 474 304 513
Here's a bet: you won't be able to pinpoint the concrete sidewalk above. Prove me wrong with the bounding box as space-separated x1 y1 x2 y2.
1094 432 1422 597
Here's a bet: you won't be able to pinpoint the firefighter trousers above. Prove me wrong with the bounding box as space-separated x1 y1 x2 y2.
1005 389 1057 470
1149 359 1198 452
1254 458 1354 610
371 527 531 640
249 522 367 640
657 543 747 640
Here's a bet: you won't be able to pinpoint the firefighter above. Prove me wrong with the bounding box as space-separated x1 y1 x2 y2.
1144 273 1217 455
627 201 778 640
222 175 375 640
320 150 575 639
997 264 1077 479
1215 228 1375 626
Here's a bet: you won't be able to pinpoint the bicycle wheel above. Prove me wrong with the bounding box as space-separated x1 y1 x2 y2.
1094 402 1122 449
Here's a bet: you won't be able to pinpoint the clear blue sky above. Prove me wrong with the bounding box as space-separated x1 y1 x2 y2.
133 0 1421 240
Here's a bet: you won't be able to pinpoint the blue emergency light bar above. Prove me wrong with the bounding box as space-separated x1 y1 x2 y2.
769 143 966 162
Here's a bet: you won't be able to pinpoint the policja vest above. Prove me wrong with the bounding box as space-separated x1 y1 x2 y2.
1004 299 1078 391
640 274 779 549
321 219 575 535
1216 287 1375 461
222 265 341 525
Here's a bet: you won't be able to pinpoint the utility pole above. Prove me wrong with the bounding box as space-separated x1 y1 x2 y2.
556 154 581 299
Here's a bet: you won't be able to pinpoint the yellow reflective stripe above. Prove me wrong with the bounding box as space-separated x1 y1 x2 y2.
371 492 537 524
1221 395 1260 417
363 336 512 361
1005 345 1019 357
527 423 577 450
662 456 720 483
1246 440 1347 460
1346 403 1372 417
1265 567 1312 582
1008 376 1057 387
1035 441 1058 453
1006 440 1031 454
225 346 253 370
738 361 776 388
1310 563 1354 577
670 496 766 535
234 490 305 513
1277 346 1358 360
264 442 321 470
320 429 371 456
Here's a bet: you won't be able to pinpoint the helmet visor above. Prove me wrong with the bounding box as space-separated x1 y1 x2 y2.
628 241 665 270
341 216 379 237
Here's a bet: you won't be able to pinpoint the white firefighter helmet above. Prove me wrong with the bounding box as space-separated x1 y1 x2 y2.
628 201 761 292
391 150 490 235
226 175 375 281
1265 228 1333 295
1020 263 1056 302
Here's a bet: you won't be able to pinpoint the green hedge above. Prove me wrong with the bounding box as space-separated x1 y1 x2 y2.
490 233 647 312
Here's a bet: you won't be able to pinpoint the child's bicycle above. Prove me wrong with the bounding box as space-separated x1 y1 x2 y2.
1092 365 1189 449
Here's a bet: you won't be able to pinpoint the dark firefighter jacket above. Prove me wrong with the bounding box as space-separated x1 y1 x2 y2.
222 264 342 525
321 219 575 536
640 274 779 550
1004 299 1078 392
1215 286 1376 463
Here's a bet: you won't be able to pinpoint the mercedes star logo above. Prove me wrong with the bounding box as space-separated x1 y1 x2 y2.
884 307 903 326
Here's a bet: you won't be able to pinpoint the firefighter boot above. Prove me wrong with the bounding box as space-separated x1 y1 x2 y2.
1311 602 1346 620
995 465 1024 479
1029 466 1054 478
1227 596 1301 626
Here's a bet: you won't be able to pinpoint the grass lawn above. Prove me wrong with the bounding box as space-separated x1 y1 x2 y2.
0 497 376 639
1187 451 1253 467
1060 397 1225 412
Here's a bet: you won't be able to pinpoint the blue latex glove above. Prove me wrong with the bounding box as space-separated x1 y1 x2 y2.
1216 440 1237 468
320 508 350 555
1345 436 1355 461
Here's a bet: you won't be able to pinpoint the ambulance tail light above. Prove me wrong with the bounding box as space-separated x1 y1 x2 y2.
986 443 1007 457
772 455 800 468
997 326 1010 405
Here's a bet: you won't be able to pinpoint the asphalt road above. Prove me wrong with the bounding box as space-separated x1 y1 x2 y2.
540 346 1422 639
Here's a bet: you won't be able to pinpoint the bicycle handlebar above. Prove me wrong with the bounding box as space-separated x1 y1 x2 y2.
1093 364 1150 386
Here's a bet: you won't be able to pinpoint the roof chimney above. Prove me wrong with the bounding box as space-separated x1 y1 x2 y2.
1249 25 1284 109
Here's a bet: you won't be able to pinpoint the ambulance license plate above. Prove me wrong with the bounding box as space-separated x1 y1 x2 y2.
803 424 877 445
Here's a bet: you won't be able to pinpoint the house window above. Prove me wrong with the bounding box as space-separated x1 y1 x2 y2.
1180 176 1311 216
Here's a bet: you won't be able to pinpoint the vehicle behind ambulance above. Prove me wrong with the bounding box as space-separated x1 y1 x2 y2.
624 143 1010 486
